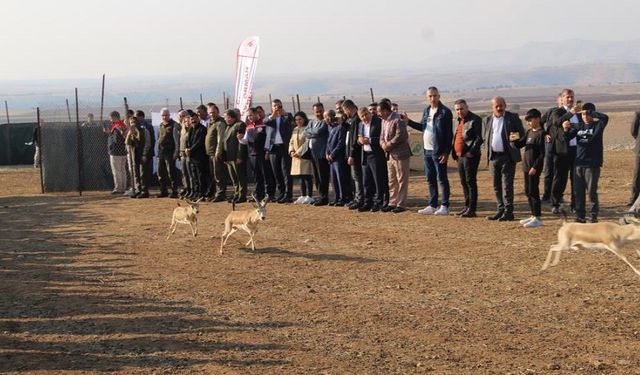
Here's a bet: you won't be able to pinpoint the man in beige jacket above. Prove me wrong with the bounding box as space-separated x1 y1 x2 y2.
379 101 411 213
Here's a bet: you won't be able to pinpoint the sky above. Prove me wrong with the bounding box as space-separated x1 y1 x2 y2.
1 0 640 82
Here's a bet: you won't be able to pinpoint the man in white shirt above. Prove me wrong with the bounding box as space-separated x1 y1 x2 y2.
482 96 525 221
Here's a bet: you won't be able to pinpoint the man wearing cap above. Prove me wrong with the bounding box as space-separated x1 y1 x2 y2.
563 103 608 223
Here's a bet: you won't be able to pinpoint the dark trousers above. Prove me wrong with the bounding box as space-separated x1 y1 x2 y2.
312 154 330 203
294 175 313 197
551 147 576 209
362 153 386 207
250 153 275 200
574 166 600 220
157 153 178 193
489 153 516 213
189 157 208 197
524 171 541 217
226 160 247 199
330 160 351 203
457 155 480 212
542 143 554 200
207 155 227 198
139 157 153 193
180 156 192 193
630 155 640 203
269 144 292 199
423 150 450 208
350 155 364 204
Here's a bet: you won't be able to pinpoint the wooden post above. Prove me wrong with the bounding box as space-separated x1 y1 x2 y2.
269 93 272 105
37 107 44 194
296 94 301 112
99 74 105 126
369 88 375 103
4 100 10 124
179 97 184 110
222 92 226 109
226 96 230 110
291 96 295 113
66 99 72 122
124 97 129 114
200 93 203 105
75 88 83 196
317 96 320 104
343 95 346 101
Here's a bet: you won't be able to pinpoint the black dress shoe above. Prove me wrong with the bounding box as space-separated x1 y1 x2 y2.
551 206 562 215
498 212 514 221
333 201 345 207
456 207 469 216
371 205 381 212
138 192 150 199
460 211 476 218
589 217 598 223
486 211 505 220
313 199 328 206
348 203 360 210
381 205 395 212
392 206 407 213
575 217 587 223
358 205 372 212
329 201 337 206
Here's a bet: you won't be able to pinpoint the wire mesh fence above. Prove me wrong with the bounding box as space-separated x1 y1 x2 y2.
3 82 426 195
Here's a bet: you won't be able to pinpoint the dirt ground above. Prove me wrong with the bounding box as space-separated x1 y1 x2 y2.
2 125 640 374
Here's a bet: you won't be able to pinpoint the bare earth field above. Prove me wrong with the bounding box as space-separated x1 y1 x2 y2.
2 118 640 374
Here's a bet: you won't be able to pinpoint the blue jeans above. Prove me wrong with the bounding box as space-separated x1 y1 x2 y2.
423 150 450 208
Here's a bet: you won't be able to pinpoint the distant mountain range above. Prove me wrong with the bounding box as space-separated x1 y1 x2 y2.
2 39 640 109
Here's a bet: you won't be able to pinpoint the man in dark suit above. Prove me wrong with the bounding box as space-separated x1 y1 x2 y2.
451 99 483 218
343 100 364 210
216 110 247 203
357 107 386 212
540 94 562 203
483 96 525 221
547 88 581 214
304 103 330 206
185 110 208 200
405 86 453 216
628 111 640 206
265 99 293 203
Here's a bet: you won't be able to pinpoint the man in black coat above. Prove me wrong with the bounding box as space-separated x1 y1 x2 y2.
482 96 525 221
547 88 581 214
185 111 208 200
357 107 387 212
343 100 364 210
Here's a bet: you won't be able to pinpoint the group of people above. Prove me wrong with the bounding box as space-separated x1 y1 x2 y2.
105 87 612 227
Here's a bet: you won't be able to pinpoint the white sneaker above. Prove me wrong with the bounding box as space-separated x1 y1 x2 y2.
418 206 436 215
303 196 315 204
524 217 543 228
519 216 535 225
294 196 305 204
434 205 449 216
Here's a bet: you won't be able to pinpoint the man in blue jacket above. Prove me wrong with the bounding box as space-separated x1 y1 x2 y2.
405 87 453 216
